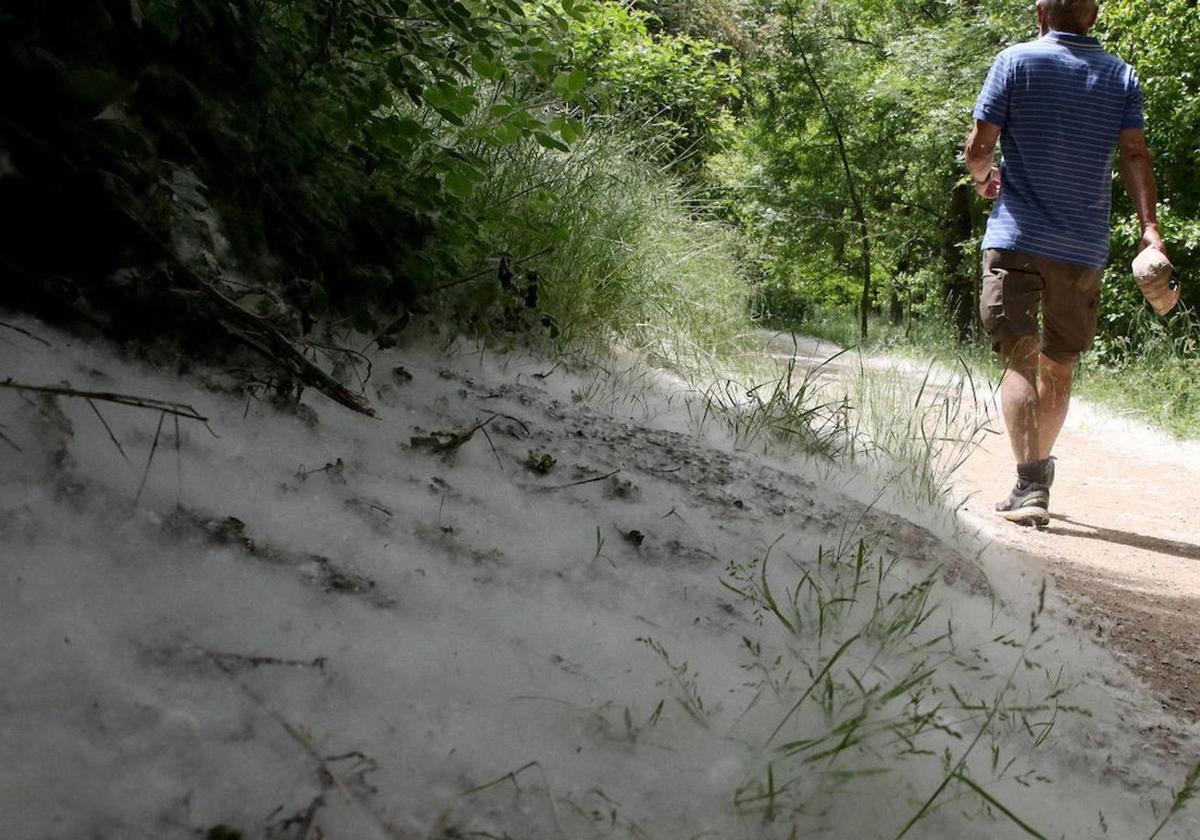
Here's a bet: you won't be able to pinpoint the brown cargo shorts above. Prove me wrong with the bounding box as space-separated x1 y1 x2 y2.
980 248 1103 363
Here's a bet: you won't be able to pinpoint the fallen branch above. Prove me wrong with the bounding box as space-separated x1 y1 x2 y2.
206 651 401 840
101 199 379 419
193 279 377 418
134 411 166 506
0 320 52 347
0 379 210 424
86 398 131 464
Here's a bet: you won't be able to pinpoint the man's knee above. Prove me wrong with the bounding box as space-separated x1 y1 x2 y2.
999 335 1040 373
1039 352 1077 399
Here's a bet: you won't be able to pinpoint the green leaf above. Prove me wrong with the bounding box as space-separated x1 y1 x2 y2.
534 132 569 152
394 117 424 138
471 53 505 80
551 72 573 96
491 122 523 145
552 68 588 96
443 169 476 198
431 107 465 126
558 117 583 144
385 55 418 90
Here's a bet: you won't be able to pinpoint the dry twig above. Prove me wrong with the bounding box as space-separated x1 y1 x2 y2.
0 379 209 423
205 652 401 840
0 320 51 347
134 411 166 505
475 408 531 435
193 280 377 418
0 424 21 452
536 469 621 492
86 398 131 464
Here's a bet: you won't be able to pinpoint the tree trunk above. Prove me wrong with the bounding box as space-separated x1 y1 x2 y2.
792 29 871 341
943 182 976 342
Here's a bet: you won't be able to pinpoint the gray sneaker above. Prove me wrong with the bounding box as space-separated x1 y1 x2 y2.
995 458 1054 527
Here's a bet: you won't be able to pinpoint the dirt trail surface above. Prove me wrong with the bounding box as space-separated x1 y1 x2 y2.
770 332 1200 722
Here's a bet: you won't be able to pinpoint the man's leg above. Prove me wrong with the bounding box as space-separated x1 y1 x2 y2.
999 335 1040 463
981 250 1052 525
995 336 1054 525
1035 352 1076 460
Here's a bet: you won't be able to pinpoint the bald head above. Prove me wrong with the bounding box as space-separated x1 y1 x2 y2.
1036 0 1099 34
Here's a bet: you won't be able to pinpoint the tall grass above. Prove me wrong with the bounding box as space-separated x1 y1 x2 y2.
1076 301 1200 438
468 124 752 367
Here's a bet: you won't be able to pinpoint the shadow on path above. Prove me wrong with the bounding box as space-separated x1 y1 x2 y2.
1046 514 1200 563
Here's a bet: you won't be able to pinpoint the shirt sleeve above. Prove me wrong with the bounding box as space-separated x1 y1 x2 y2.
1121 68 1145 130
973 53 1011 128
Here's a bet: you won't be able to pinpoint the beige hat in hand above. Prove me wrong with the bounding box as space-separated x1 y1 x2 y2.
1132 246 1179 316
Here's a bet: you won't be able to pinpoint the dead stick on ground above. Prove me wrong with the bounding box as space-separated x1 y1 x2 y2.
86 398 131 464
205 652 401 840
475 408 531 435
458 760 541 798
480 423 504 471
134 411 166 506
0 425 21 452
0 321 52 347
193 280 377 418
536 469 621 492
119 214 377 419
0 380 211 425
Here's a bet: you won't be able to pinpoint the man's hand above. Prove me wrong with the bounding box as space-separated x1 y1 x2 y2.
1139 222 1168 258
975 167 1001 200
964 119 1003 200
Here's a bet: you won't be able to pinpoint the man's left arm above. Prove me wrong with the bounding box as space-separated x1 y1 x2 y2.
965 120 1003 199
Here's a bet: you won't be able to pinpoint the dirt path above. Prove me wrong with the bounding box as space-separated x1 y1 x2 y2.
767 333 1200 722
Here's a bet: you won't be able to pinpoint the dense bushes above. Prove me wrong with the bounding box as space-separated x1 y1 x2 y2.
0 0 747 365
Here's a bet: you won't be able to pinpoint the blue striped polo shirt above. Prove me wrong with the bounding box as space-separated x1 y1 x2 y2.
974 31 1144 268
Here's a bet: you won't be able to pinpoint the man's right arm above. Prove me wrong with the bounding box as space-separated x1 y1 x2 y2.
1118 127 1166 254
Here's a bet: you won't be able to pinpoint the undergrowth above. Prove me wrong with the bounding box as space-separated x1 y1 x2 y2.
466 124 752 364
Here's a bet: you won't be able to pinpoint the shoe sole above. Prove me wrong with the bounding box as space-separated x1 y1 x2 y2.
998 506 1050 527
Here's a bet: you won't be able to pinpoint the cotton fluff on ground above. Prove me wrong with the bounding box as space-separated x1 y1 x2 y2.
1 315 1197 840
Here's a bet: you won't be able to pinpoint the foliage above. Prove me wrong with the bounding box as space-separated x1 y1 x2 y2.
1098 0 1200 217
564 0 741 166
0 0 753 365
469 124 751 359
2 0 578 321
731 0 1200 421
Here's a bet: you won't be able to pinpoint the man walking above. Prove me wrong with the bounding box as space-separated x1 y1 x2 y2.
963 0 1166 526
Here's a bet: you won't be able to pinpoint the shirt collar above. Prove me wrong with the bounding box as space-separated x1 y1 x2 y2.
1042 30 1103 49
